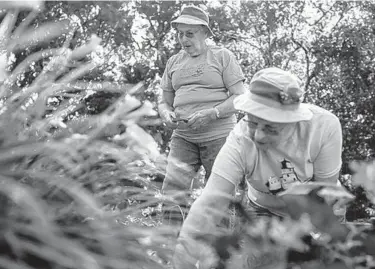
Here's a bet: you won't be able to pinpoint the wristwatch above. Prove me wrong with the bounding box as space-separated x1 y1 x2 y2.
213 106 220 119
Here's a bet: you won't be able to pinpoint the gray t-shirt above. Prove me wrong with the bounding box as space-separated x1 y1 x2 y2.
212 104 342 216
161 46 245 142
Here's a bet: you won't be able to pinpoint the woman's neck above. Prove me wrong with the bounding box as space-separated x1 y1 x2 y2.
190 44 208 57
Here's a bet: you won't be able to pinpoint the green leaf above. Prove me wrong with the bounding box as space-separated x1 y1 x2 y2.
9 19 71 53
278 182 355 202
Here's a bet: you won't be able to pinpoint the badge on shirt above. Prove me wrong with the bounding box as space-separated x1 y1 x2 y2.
266 159 301 195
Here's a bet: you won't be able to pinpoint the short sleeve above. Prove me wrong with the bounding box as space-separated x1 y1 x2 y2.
221 49 245 88
211 121 254 186
160 56 175 92
313 115 343 179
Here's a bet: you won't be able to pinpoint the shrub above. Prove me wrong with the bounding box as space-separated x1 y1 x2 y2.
0 2 174 269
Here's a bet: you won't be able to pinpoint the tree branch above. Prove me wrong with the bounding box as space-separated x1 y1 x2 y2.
329 4 352 33
291 33 313 93
308 2 335 27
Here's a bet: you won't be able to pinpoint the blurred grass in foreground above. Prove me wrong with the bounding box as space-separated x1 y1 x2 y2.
0 2 177 269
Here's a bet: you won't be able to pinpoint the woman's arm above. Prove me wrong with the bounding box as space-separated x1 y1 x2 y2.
313 115 342 183
158 90 175 113
174 122 250 268
158 90 178 129
186 81 245 129
179 173 235 238
173 173 236 269
214 81 245 118
158 55 180 128
312 115 344 218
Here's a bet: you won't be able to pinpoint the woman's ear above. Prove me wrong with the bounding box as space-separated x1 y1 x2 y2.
203 26 210 37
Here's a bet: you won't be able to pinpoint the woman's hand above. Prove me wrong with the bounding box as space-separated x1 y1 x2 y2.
186 108 216 131
172 242 197 269
173 174 235 269
173 239 218 269
160 110 179 129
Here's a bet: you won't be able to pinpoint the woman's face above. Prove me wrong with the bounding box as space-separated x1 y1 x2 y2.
244 114 296 149
176 24 207 57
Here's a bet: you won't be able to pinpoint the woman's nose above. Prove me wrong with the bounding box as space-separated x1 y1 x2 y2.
254 128 266 142
180 34 188 42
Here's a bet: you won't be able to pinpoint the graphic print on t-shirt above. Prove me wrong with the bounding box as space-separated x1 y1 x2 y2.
179 63 205 78
266 159 301 195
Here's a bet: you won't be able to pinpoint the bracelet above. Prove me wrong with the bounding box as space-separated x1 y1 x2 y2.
160 109 170 118
213 107 220 119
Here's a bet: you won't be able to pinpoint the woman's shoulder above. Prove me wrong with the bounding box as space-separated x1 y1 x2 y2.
166 50 187 66
306 104 340 124
229 118 255 145
298 104 341 134
208 45 234 56
226 119 258 170
207 46 237 67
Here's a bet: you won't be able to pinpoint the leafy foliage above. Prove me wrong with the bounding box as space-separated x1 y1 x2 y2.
0 1 375 269
0 2 172 269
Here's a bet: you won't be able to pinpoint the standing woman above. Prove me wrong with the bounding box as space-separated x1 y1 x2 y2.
158 5 245 223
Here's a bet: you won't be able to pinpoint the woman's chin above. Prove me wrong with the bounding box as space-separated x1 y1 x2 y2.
255 142 270 150
184 48 199 57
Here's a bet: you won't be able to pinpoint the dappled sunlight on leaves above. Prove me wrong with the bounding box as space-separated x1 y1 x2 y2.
0 2 171 269
0 1 374 269
350 160 375 204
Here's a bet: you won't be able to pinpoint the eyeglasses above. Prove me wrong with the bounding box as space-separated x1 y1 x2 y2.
177 28 202 39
